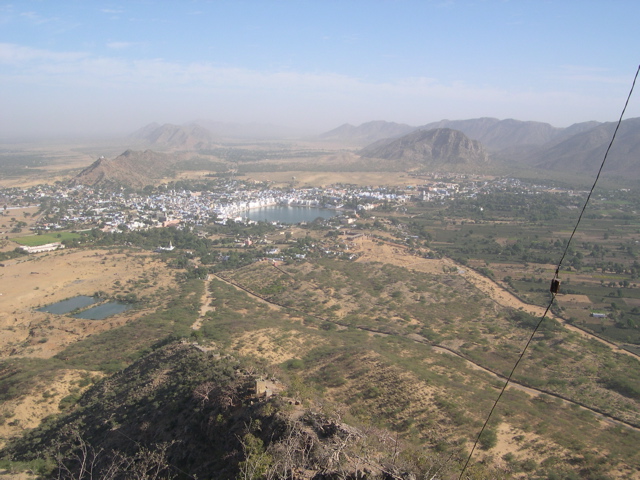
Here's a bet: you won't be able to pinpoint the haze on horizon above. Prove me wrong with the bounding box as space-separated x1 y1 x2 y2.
1 0 639 140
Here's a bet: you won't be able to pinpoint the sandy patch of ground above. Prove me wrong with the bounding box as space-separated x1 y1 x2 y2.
192 275 215 331
560 294 592 304
480 422 568 477
0 471 36 480
354 236 447 274
0 248 176 359
0 369 103 448
245 170 419 188
231 328 320 363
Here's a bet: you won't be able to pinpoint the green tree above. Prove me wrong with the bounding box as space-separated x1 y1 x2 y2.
479 428 498 450
237 433 272 480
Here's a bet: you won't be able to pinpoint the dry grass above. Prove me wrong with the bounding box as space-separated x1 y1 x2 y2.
231 328 323 363
0 249 176 359
0 369 103 449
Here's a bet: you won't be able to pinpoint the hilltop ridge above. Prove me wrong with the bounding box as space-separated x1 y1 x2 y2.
73 149 179 188
359 128 490 169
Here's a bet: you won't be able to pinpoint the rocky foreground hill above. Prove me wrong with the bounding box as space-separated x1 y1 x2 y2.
0 342 485 479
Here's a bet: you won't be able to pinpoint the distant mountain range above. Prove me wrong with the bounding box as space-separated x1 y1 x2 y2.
419 118 602 151
319 118 603 150
76 117 640 186
321 117 640 179
129 121 308 149
528 117 640 177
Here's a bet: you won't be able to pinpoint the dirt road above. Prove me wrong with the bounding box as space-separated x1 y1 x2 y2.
191 274 215 331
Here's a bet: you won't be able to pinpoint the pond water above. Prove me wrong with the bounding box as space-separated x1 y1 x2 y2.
38 295 97 314
73 302 132 320
245 206 338 224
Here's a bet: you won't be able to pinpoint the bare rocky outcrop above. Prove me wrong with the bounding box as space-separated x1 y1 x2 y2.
73 149 179 188
359 128 490 169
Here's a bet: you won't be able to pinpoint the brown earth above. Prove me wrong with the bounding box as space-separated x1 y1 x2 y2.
0 369 103 449
231 328 322 364
0 248 176 359
191 274 214 331
246 170 420 188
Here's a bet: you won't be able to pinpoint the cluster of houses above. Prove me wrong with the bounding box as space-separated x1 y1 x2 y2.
0 175 574 237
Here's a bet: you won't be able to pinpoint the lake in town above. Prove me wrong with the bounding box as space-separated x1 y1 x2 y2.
245 206 338 224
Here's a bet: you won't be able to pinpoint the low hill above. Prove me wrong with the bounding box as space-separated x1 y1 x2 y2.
190 119 309 139
359 128 490 169
73 149 178 188
319 120 416 144
129 123 216 150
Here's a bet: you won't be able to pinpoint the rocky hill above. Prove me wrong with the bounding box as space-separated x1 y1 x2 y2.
0 342 469 480
73 149 178 188
418 118 601 151
359 128 490 169
320 118 604 152
130 123 216 150
528 117 640 178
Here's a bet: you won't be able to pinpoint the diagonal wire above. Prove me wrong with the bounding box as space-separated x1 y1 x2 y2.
458 63 640 480
555 64 640 275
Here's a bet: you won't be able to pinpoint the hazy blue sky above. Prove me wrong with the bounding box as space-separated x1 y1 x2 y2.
1 0 639 138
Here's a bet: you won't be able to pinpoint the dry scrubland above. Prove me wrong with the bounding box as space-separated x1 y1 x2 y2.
1 145 640 478
215 237 640 477
0 229 639 478
0 249 177 452
0 249 175 359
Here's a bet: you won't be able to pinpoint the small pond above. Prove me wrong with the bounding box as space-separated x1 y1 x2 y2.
38 295 97 315
73 302 132 320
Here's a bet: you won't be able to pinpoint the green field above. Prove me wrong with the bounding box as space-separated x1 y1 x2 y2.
12 232 81 246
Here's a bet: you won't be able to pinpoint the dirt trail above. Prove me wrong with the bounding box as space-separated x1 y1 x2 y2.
191 275 215 330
